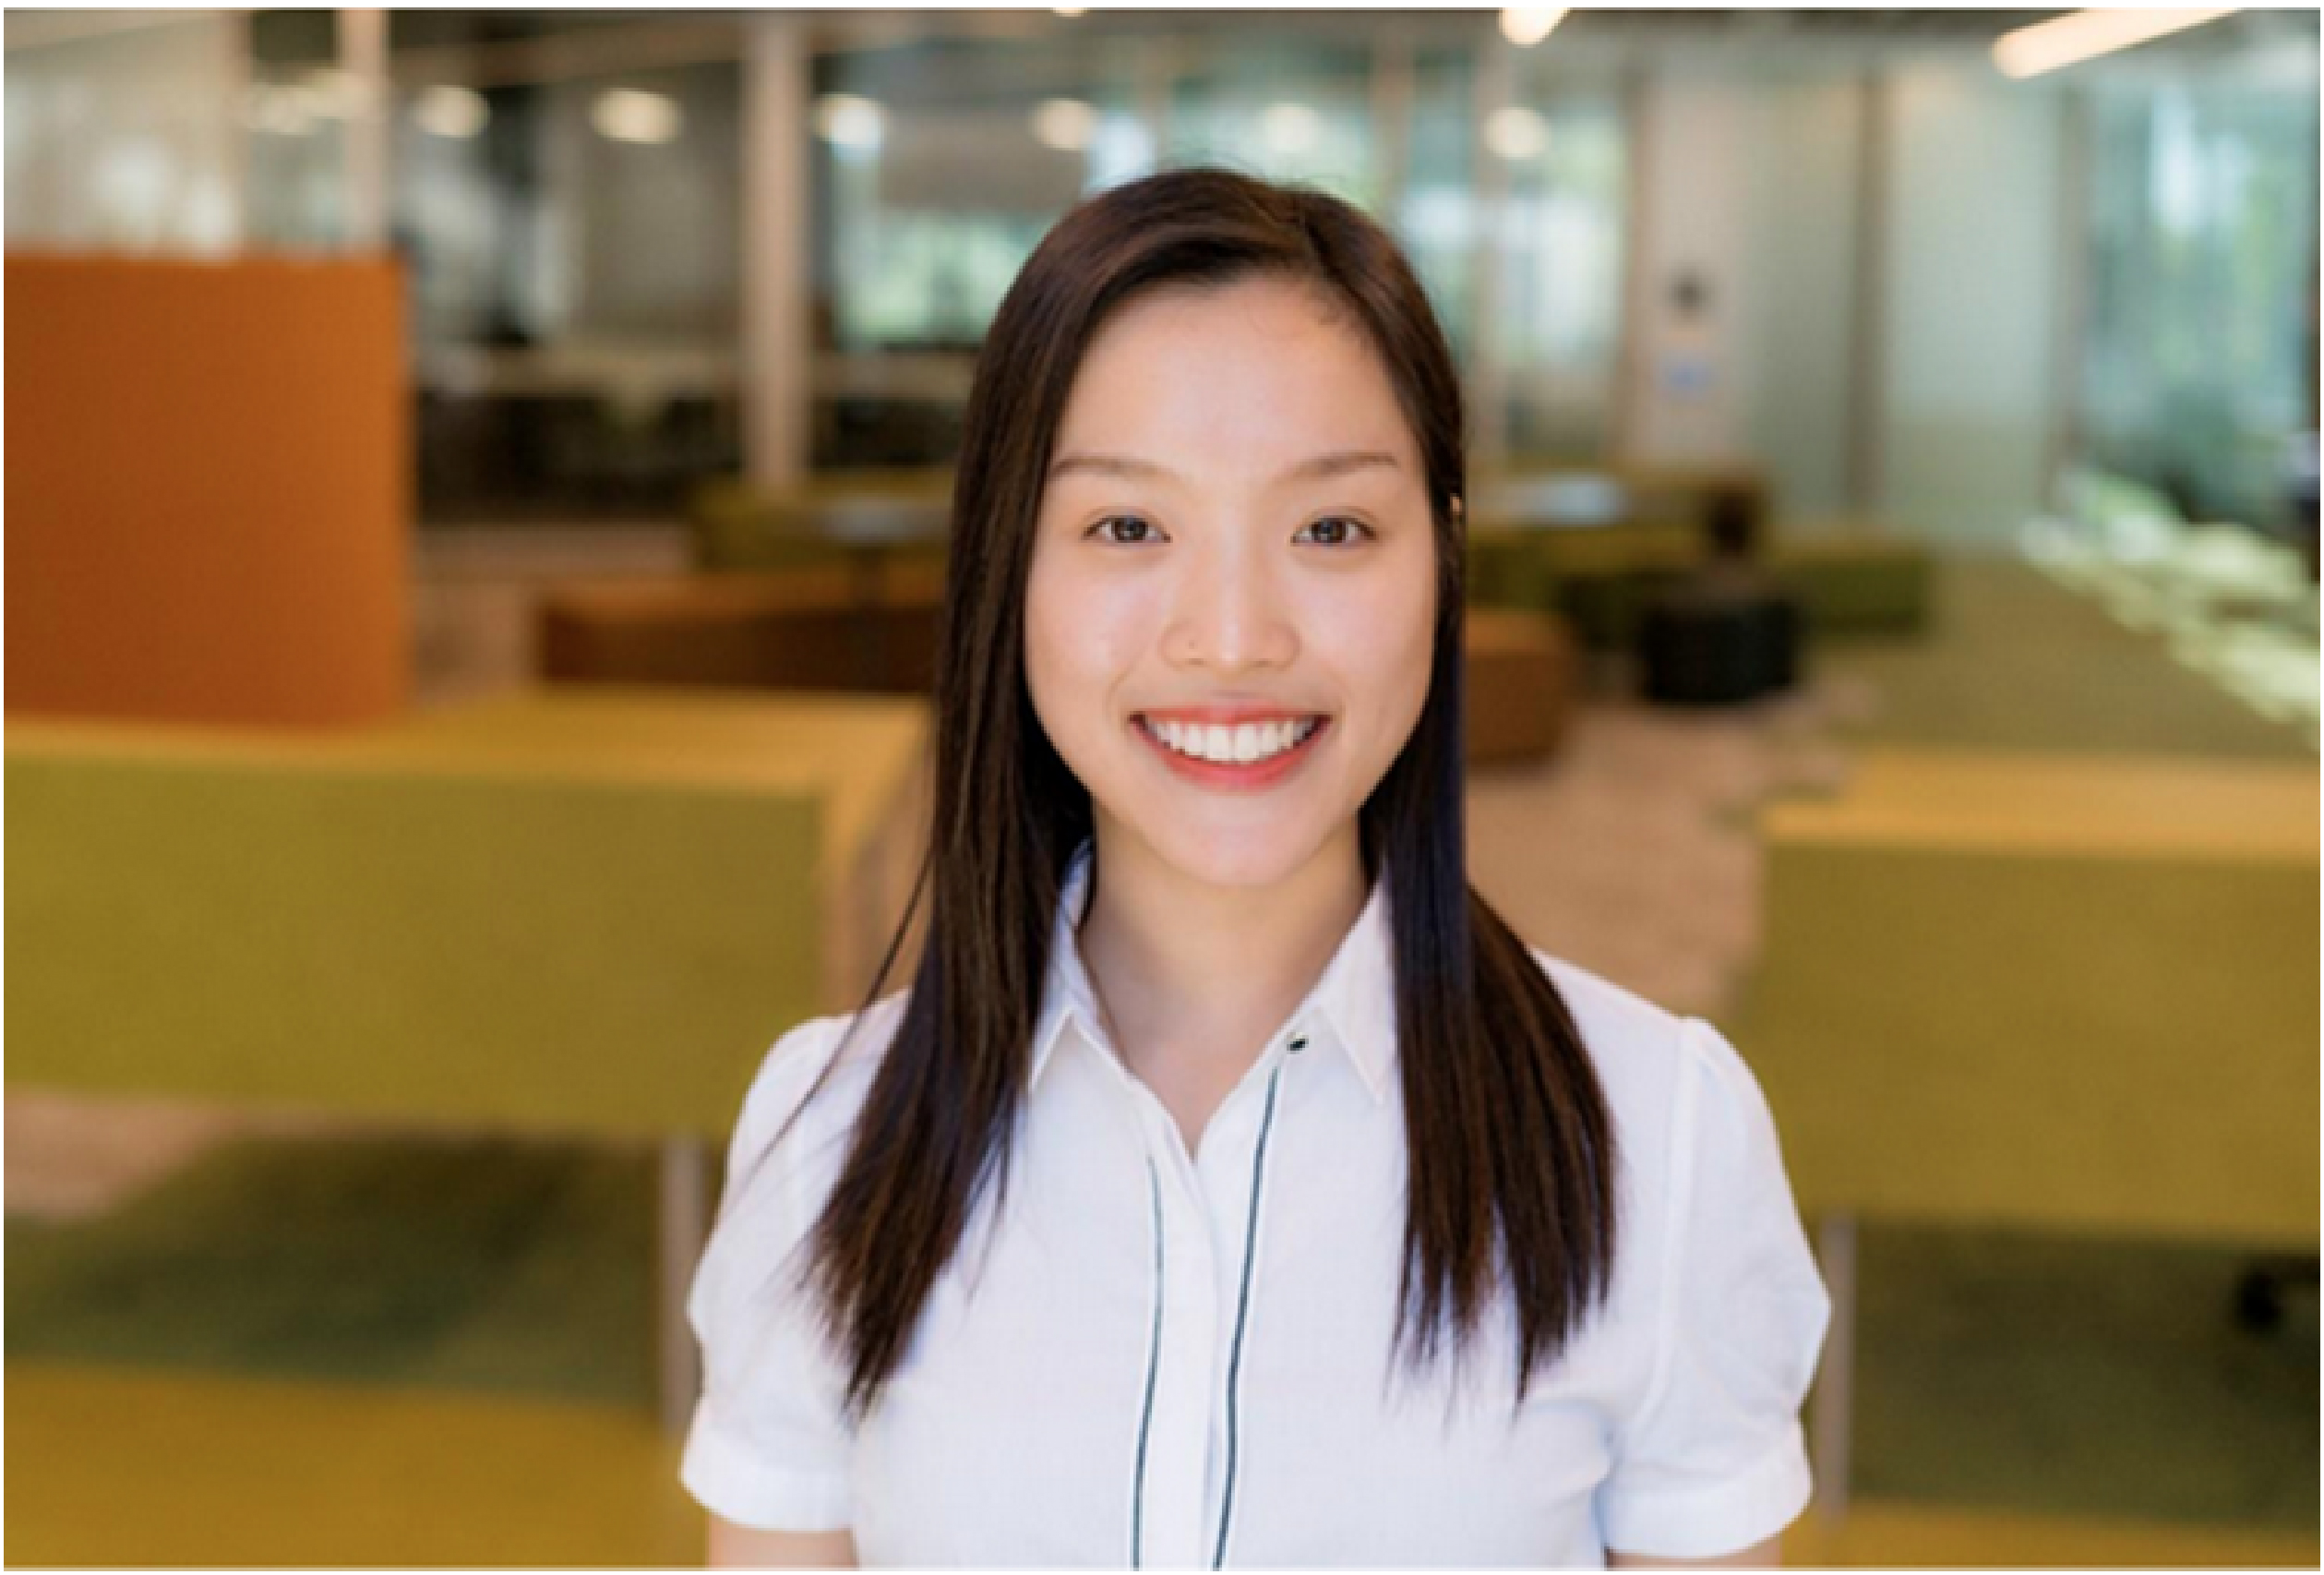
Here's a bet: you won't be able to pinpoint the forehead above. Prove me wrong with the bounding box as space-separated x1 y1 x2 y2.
1053 274 1420 477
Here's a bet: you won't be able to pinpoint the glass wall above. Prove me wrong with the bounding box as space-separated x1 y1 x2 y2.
1400 43 1480 359
1163 35 1379 203
7 10 1645 513
808 18 1634 473
1494 59 1627 461
22 11 2322 538
385 16 747 522
807 29 1151 466
4 11 246 254
242 9 345 251
2078 54 2320 535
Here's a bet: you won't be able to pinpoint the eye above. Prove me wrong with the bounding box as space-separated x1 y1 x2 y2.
1087 514 1162 546
1297 514 1374 547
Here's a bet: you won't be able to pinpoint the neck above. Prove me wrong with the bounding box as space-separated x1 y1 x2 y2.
1075 821 1369 1076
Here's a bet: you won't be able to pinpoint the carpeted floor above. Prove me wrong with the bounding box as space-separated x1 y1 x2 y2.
7 1131 2316 1535
1807 552 2316 761
7 1136 659 1412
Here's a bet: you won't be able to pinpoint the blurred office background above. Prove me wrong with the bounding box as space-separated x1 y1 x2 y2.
6 6 2318 1568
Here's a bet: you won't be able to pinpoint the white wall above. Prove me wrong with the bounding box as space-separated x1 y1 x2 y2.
1876 61 2066 550
1623 56 2069 550
1619 70 1755 464
1740 71 1864 523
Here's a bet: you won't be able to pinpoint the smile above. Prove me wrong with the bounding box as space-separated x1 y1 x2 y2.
1131 714 1331 789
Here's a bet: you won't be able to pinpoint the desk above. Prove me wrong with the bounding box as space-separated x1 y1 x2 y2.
692 471 951 584
1736 747 2319 1511
8 687 933 1430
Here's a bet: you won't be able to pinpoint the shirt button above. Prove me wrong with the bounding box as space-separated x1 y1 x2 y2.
1288 1034 1309 1054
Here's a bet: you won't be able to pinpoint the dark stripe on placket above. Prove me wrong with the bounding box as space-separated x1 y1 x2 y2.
1211 1058 1287 1569
1132 1150 1165 1569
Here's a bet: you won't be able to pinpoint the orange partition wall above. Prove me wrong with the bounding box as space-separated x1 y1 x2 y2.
6 255 410 727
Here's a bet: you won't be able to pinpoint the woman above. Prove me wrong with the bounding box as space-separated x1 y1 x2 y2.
684 167 1828 1569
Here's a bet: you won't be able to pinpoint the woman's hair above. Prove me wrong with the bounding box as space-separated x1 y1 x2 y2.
773 165 1617 1422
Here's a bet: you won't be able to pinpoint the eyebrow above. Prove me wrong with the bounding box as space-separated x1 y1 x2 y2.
1047 449 1403 486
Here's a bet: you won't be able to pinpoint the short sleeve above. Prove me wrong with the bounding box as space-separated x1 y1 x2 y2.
678 1016 859 1532
1599 1016 1832 1559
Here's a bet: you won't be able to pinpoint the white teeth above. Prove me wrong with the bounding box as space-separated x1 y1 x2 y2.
1144 716 1320 765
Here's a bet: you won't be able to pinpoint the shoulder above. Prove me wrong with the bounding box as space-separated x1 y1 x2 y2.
1519 948 1827 1469
1523 946 1692 1106
717 989 913 1208
740 990 908 1115
1519 945 1778 1188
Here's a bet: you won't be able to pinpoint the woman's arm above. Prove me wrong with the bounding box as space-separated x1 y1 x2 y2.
1609 1532 1780 1569
705 1514 858 1569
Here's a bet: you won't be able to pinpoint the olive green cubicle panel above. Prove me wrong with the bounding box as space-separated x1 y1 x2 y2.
6 729 825 1142
1728 749 2319 1250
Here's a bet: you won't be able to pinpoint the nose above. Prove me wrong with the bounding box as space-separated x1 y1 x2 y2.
1159 531 1299 675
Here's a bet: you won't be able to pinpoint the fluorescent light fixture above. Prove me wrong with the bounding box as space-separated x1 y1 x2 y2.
1500 6 1569 48
1261 101 1319 155
1054 5 1087 14
1484 104 1550 161
413 84 488 139
1993 8 2236 78
1032 97 1099 152
812 92 886 151
593 88 683 145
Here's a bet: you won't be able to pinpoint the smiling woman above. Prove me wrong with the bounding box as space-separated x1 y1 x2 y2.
682 167 1827 1569
1024 271 1438 914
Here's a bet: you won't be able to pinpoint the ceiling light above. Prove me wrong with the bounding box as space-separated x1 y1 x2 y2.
592 88 683 146
413 84 488 139
1261 102 1319 155
1484 104 1550 161
1500 7 1569 48
812 92 886 151
1032 98 1099 152
1993 8 2236 79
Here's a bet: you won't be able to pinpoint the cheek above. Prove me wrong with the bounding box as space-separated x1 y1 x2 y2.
1327 568 1437 724
1023 561 1153 721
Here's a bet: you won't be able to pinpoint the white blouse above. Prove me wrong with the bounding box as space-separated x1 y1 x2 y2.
682 838 1829 1567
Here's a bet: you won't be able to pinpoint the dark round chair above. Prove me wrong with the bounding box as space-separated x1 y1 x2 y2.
1636 575 1802 705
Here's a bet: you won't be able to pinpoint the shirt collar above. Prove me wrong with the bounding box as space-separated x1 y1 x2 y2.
1029 836 1397 1105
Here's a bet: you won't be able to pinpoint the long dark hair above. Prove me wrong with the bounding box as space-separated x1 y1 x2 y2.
773 166 1616 1423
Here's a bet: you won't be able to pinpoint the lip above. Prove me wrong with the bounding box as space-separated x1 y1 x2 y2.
1138 703 1325 727
1131 713 1330 792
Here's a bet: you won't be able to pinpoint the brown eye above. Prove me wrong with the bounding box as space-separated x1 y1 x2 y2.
1298 515 1372 547
1090 514 1159 545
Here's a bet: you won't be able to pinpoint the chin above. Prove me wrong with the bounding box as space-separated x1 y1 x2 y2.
1111 806 1349 893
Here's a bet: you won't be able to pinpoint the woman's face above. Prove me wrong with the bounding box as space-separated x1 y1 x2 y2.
1024 272 1439 892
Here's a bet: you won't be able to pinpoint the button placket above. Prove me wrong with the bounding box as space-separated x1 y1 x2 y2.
1114 1023 1311 1569
1205 1052 1291 1569
1140 1108 1219 1570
